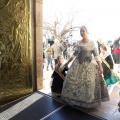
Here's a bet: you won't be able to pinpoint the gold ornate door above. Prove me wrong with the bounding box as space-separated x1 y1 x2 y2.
0 0 33 106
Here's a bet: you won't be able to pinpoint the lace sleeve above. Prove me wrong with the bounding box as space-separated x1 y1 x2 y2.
92 42 101 61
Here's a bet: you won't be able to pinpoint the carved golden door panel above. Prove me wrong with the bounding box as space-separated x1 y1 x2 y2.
0 0 32 106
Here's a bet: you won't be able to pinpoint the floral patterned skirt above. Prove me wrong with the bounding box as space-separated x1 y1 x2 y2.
61 59 110 108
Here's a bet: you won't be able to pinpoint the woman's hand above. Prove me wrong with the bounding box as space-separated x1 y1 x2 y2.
96 61 103 75
98 66 103 75
64 62 69 67
64 57 73 67
110 69 113 72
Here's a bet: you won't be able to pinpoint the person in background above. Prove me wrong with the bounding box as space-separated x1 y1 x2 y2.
112 37 120 73
112 37 120 64
45 44 53 71
51 55 68 97
52 39 64 65
106 40 113 54
62 42 67 59
100 44 120 85
43 52 46 69
48 36 55 46
61 26 109 108
66 44 72 59
97 38 103 54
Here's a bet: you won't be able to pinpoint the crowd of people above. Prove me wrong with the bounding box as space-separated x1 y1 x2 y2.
43 38 73 71
43 26 120 109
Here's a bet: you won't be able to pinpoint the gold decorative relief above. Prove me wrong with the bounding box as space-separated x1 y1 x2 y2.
0 0 32 106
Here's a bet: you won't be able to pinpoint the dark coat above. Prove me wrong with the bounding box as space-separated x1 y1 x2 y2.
102 55 113 80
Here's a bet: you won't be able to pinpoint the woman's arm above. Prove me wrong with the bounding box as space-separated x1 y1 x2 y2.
92 42 103 74
96 61 103 74
65 57 74 66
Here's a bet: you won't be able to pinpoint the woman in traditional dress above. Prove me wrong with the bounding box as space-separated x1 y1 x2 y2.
61 26 110 108
51 55 68 96
100 44 119 85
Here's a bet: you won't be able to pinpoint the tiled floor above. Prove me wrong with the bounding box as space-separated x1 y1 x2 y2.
42 65 120 120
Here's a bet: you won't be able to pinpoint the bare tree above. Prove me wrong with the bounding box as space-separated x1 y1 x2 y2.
43 11 80 42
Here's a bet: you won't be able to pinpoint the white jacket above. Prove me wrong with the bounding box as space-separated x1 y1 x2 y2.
52 42 63 59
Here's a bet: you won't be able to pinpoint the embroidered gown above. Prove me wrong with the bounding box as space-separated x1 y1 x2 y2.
51 64 68 94
62 40 110 108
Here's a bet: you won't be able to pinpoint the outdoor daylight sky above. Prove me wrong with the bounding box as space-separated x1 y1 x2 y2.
43 0 120 41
